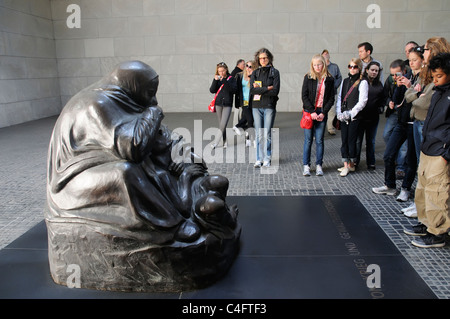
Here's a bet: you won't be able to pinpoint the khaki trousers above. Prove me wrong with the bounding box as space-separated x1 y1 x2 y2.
415 152 450 235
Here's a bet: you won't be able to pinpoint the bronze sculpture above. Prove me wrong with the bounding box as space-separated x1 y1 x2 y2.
45 61 241 292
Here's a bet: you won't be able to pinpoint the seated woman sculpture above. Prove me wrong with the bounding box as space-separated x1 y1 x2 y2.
45 61 240 292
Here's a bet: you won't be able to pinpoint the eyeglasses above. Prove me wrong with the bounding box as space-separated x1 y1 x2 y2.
348 65 359 69
246 65 252 69
414 46 430 53
217 62 226 66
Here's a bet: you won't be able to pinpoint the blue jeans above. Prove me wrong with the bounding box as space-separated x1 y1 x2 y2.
413 120 424 163
252 107 276 162
383 113 407 171
383 123 417 189
302 118 326 166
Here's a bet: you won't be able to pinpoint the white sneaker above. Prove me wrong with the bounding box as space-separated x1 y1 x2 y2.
246 139 251 147
263 160 271 167
340 167 350 177
316 165 323 176
254 160 262 168
223 142 227 149
232 126 242 136
404 205 417 218
303 165 311 176
396 188 410 202
337 166 355 172
401 202 416 214
372 185 396 195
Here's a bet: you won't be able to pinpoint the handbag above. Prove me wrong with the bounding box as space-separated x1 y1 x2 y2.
300 78 324 130
208 76 231 113
300 111 313 129
208 91 220 113
332 115 340 130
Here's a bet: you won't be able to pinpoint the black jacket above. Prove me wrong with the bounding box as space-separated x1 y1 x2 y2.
359 79 386 120
209 75 237 107
301 74 335 116
392 71 415 124
235 72 252 109
250 66 280 109
340 73 363 119
421 81 450 161
383 75 397 118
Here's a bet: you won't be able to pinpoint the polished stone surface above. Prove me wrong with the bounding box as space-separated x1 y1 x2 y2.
0 196 435 299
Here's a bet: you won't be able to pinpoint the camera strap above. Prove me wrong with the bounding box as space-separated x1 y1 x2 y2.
343 79 360 103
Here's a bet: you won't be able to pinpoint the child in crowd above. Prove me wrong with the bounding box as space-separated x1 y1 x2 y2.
404 53 450 248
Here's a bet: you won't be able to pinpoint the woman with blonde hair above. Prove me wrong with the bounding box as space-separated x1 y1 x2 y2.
336 58 369 176
234 60 257 147
301 54 335 176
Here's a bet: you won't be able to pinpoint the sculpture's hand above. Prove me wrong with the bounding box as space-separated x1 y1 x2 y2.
191 151 208 170
168 161 185 176
181 164 206 181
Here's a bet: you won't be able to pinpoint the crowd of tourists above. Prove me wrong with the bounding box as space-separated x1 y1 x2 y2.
209 38 450 249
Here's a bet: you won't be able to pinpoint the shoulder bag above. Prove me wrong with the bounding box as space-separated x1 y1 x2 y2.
208 76 231 113
300 77 324 129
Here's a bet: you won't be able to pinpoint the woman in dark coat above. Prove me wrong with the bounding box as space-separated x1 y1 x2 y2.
301 54 335 176
356 61 386 170
209 62 237 149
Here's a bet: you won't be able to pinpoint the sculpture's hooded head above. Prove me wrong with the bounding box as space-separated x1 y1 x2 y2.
107 61 159 108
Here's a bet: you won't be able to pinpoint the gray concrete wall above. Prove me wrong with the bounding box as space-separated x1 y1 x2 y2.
0 0 60 128
1 0 450 127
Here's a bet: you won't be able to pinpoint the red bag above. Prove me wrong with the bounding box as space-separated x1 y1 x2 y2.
300 78 324 129
208 76 231 112
208 96 218 112
300 111 313 129
209 84 224 113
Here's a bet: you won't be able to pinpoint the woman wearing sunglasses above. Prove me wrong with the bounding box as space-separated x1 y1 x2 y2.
234 60 257 147
336 58 369 177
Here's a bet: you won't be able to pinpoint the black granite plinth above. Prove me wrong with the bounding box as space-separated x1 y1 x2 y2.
0 196 436 299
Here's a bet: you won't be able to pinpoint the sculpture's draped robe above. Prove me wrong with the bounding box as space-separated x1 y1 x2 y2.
46 82 188 243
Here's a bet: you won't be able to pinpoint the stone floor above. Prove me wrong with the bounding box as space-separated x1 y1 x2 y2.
0 111 449 298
